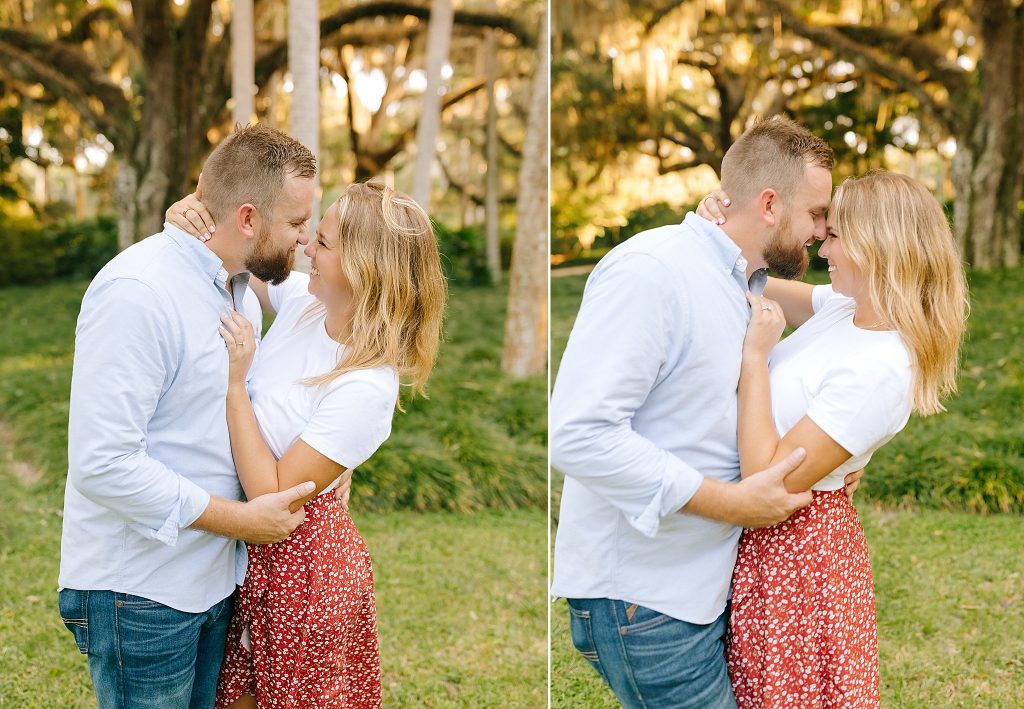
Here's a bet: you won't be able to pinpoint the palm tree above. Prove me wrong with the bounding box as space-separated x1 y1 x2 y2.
231 0 255 126
501 10 547 378
289 0 320 271
411 0 455 209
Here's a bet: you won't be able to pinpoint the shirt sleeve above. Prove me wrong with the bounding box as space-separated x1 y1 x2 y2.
299 370 398 470
811 284 835 313
267 271 311 313
805 357 913 458
550 253 704 538
67 278 211 546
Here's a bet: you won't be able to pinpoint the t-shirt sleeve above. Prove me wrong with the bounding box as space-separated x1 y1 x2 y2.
299 370 399 470
811 284 838 313
267 272 312 313
805 357 913 458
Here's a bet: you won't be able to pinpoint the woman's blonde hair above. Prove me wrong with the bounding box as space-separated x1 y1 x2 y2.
829 170 968 416
303 181 447 405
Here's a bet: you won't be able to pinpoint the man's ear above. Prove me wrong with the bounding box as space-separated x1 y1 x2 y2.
758 188 778 226
237 204 258 240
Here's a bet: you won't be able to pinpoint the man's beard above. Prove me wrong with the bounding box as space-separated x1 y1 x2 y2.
763 212 809 280
244 223 294 285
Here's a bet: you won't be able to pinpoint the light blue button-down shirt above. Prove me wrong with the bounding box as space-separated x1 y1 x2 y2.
551 212 753 624
59 224 262 613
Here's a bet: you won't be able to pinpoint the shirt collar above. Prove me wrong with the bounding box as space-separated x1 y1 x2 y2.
163 223 226 283
163 223 252 305
681 212 748 290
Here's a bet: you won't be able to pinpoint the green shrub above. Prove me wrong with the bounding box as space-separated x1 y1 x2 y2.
0 280 547 513
434 221 492 286
51 215 117 279
0 211 56 286
553 269 1024 514
0 212 117 287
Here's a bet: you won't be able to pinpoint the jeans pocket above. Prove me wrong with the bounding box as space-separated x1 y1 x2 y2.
620 602 675 635
58 589 89 655
119 593 164 609
567 602 600 665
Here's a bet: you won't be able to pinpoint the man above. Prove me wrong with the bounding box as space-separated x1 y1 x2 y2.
58 124 320 708
551 117 837 707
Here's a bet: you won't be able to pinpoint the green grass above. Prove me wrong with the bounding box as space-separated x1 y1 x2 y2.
550 507 1024 707
550 269 1024 706
0 279 546 706
0 464 546 706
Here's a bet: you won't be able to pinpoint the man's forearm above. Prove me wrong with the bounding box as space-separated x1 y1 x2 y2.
190 496 254 539
680 477 743 525
679 449 812 529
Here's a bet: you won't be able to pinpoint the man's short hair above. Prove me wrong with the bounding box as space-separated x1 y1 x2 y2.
720 116 834 208
200 123 317 223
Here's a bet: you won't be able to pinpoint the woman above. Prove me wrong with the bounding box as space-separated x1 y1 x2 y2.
167 181 447 708
698 171 967 707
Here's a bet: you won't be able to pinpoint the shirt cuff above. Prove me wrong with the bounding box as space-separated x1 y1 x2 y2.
129 477 211 546
627 456 704 538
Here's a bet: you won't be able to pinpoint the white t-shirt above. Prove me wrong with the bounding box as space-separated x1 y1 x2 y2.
247 272 399 494
767 285 913 491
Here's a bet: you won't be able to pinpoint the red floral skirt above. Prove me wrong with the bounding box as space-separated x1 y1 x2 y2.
216 492 382 709
727 490 879 708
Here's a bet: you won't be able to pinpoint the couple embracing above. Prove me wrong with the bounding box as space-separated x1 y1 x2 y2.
552 117 967 708
58 124 446 708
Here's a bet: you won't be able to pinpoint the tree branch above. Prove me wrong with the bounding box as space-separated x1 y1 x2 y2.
828 23 968 94
764 0 961 130
255 1 533 86
0 29 135 149
436 153 516 205
61 6 135 46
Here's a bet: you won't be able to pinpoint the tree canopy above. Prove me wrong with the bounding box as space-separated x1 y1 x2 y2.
552 0 1024 271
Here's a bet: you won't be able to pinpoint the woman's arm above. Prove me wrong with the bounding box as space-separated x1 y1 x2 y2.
166 194 276 315
738 294 852 492
220 312 346 513
763 277 816 329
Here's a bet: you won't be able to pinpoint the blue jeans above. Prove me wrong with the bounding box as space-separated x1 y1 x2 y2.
566 598 737 709
58 589 234 709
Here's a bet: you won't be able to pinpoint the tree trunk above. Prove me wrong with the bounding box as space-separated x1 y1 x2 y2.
500 12 547 378
115 160 139 251
484 15 501 285
952 2 1023 270
289 0 320 272
111 0 213 247
231 0 255 126
411 0 454 209
133 9 177 242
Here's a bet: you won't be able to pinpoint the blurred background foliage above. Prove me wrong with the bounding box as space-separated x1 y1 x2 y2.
551 0 1024 272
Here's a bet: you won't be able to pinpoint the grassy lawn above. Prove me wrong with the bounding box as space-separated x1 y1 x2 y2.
550 508 1024 708
550 270 1024 707
0 280 546 707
